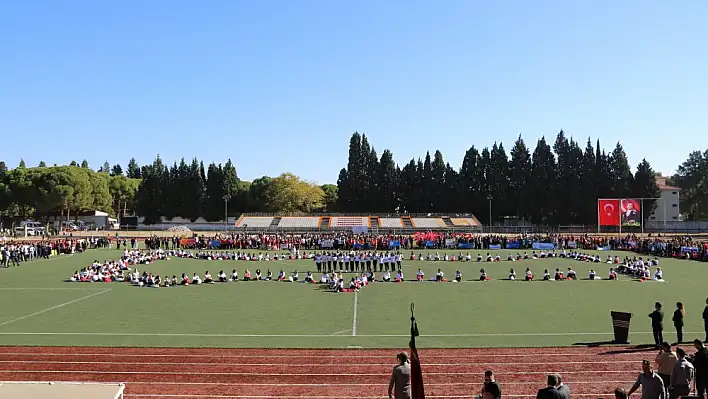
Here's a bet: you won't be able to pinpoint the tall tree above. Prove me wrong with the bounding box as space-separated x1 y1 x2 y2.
38 161 47 167
581 138 597 224
126 158 141 179
508 135 531 220
110 164 123 176
337 132 363 211
18 159 26 168
489 143 509 219
609 142 633 198
376 149 398 213
529 137 556 223
81 160 89 169
631 159 661 221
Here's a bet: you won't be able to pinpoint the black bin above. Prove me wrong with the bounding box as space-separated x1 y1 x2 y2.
611 311 632 344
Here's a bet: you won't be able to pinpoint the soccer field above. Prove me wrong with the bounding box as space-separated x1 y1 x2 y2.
0 249 705 348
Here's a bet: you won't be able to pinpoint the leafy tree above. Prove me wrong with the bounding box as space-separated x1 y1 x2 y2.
609 142 633 198
38 161 47 167
320 184 339 212
529 137 556 223
108 175 139 216
671 150 708 220
18 159 26 168
81 160 89 169
263 173 324 213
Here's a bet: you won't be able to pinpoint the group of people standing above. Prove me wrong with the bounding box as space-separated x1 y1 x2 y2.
649 299 708 347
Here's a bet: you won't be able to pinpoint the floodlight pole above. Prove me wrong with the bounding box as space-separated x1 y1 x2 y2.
487 196 493 233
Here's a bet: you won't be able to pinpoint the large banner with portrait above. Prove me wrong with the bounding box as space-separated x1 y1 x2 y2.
620 199 641 227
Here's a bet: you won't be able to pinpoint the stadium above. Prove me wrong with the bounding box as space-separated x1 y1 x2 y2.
4 2 708 399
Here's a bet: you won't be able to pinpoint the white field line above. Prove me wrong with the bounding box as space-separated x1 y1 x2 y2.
0 289 112 328
0 331 701 337
0 351 649 358
0 360 639 366
329 329 349 336
0 380 637 387
351 290 358 336
0 370 639 376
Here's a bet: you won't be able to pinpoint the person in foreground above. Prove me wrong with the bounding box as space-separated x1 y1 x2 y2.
537 374 562 399
476 370 501 399
627 360 665 399
388 352 411 399
556 374 570 399
668 347 694 399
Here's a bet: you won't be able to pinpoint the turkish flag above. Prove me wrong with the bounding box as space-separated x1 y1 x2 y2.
598 199 620 226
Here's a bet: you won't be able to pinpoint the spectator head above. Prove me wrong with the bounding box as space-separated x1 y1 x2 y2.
615 387 628 399
484 370 494 382
661 342 671 351
655 302 662 310
546 374 559 387
694 339 705 350
676 347 686 359
396 352 408 364
705 297 708 305
642 360 652 373
556 373 563 386
676 302 684 310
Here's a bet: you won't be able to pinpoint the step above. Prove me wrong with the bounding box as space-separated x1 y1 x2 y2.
369 216 380 228
319 216 331 228
269 216 282 228
441 216 454 227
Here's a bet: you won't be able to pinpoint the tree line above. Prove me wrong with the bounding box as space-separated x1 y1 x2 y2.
0 131 706 225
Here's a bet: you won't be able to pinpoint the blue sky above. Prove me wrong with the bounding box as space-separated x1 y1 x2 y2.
1 0 706 184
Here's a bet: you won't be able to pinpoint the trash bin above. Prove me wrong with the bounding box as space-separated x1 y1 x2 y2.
611 311 632 344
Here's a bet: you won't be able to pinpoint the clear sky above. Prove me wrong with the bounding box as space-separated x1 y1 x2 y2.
1 0 706 184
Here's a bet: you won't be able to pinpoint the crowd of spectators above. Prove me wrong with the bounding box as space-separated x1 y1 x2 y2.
135 232 708 262
0 236 110 267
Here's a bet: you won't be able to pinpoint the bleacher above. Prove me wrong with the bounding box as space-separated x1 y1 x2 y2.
379 218 404 228
450 217 480 227
330 216 368 228
411 217 446 228
277 216 320 228
235 216 274 228
232 214 481 231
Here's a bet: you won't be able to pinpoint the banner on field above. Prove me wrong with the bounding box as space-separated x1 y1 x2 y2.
180 238 196 246
567 241 577 249
445 239 456 248
532 242 556 250
320 239 334 248
209 240 221 247
598 199 620 226
425 241 435 248
506 241 521 249
280 244 290 249
621 199 641 227
680 246 700 254
597 245 611 251
489 244 502 250
352 226 368 234
388 240 401 249
457 243 473 249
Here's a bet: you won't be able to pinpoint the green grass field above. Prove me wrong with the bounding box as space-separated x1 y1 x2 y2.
0 248 705 348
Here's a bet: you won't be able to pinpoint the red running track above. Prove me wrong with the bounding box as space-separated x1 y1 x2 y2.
0 346 652 398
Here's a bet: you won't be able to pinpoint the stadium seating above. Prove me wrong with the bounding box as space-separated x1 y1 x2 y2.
450 217 479 227
330 216 368 228
411 217 446 228
277 216 320 228
379 218 404 228
235 217 274 228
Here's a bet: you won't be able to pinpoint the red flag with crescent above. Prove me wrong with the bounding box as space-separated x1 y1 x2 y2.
598 199 620 226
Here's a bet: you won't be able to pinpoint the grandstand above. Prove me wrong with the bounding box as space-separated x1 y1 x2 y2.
277 216 320 228
233 214 482 232
379 217 404 228
235 216 274 228
411 217 446 228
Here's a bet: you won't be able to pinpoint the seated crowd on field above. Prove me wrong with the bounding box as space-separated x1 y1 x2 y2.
66 244 668 288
